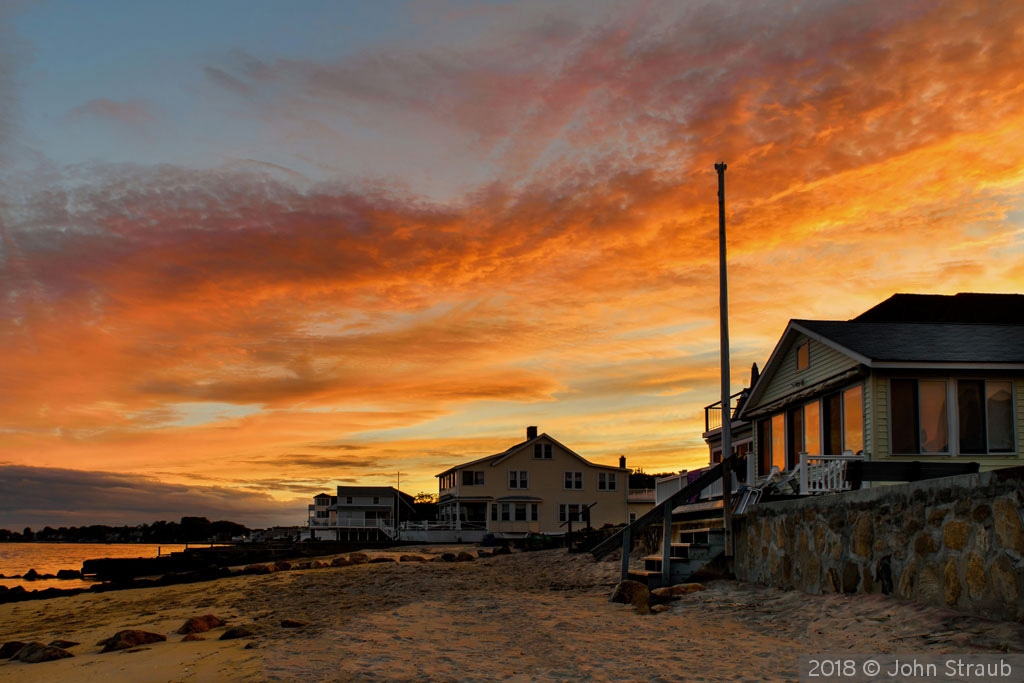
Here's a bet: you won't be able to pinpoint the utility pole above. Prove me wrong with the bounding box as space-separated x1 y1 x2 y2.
715 162 733 557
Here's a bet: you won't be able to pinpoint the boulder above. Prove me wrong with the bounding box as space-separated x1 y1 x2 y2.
219 624 259 640
243 564 274 575
330 556 353 567
369 556 396 564
0 641 27 659
651 583 706 601
311 560 330 569
56 569 83 580
455 552 476 562
23 568 40 581
348 552 370 565
399 555 426 563
48 639 79 649
98 630 167 653
177 615 226 635
280 619 305 628
609 580 651 615
273 561 292 572
440 553 457 562
182 634 206 642
9 642 74 663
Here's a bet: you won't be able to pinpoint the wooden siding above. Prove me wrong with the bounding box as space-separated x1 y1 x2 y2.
870 373 889 461
754 333 860 409
862 374 873 459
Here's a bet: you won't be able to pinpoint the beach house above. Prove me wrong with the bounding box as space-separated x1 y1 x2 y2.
435 426 630 538
593 292 1024 589
737 293 1023 488
307 486 415 542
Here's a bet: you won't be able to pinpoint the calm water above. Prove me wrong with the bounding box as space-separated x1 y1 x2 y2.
0 543 187 591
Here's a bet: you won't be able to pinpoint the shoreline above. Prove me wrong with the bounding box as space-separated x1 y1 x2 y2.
2 545 1022 682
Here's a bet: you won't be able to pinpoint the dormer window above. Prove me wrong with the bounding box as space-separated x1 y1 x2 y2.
533 443 553 459
796 342 809 371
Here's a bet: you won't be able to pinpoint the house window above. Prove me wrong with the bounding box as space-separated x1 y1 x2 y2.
462 470 485 486
822 393 843 455
891 379 949 454
771 413 786 471
500 503 511 521
788 405 803 470
629 512 638 523
796 342 810 371
843 385 864 454
491 504 498 521
373 497 380 504
514 503 528 521
533 443 553 459
892 378 1015 455
345 496 353 504
598 472 617 491
564 471 583 489
508 470 529 489
891 378 1013 455
803 401 821 456
558 503 586 522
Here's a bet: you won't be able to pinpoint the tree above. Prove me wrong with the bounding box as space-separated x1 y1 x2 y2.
411 491 438 521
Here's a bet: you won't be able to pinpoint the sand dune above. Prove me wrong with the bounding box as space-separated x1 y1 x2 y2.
1 546 1021 682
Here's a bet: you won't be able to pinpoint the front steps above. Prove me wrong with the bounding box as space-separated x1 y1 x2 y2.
628 528 726 589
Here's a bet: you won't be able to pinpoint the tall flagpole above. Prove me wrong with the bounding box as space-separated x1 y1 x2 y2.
715 162 733 557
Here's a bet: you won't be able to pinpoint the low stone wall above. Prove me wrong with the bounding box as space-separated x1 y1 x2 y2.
733 466 1024 621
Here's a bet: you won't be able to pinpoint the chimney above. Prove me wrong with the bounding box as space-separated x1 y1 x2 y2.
619 455 626 469
526 426 538 440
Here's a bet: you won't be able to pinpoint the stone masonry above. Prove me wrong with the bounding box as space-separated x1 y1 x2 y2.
733 466 1024 621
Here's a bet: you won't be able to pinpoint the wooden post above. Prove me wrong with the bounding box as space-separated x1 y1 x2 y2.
620 526 631 581
661 503 672 586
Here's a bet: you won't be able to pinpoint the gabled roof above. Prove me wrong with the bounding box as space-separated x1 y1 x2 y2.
334 486 400 497
435 432 625 477
795 320 1024 365
742 317 1024 418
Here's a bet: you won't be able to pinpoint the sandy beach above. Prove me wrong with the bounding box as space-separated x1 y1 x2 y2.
1 545 1021 682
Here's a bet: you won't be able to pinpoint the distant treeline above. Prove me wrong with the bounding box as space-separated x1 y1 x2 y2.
0 517 250 544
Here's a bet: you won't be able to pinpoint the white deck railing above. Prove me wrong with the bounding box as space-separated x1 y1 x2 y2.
655 467 739 506
798 451 865 495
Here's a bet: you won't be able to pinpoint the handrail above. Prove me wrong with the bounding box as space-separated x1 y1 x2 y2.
591 455 744 561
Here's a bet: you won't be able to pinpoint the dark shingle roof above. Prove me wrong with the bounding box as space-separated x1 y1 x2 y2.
853 293 1024 324
795 320 1024 364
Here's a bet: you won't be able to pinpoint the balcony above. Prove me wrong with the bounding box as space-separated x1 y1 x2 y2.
704 389 748 433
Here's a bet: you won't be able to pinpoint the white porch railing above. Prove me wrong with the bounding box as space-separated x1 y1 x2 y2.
798 451 865 495
399 520 488 532
307 518 397 538
655 467 740 506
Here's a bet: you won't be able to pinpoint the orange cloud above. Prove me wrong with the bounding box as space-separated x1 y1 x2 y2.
2 0 1024 523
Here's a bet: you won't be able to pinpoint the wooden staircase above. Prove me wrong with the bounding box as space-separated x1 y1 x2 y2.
628 527 726 589
591 455 746 589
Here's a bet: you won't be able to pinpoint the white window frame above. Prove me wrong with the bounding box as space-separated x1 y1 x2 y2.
508 470 529 489
558 503 585 523
598 472 617 491
888 377 1017 456
564 471 583 490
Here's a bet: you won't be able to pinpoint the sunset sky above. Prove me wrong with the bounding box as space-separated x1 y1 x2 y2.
2 0 1022 529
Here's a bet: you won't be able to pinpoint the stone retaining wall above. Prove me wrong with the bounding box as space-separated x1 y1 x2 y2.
733 466 1024 621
